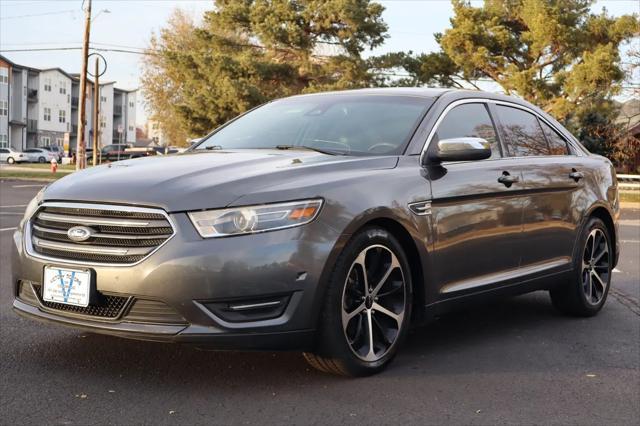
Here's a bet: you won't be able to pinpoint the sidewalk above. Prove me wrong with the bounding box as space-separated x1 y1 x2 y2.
0 165 73 174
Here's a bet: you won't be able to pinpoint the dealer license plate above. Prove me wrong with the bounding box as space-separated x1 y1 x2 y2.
43 266 92 307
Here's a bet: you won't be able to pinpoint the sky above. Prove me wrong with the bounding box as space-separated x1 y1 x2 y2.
1 0 638 126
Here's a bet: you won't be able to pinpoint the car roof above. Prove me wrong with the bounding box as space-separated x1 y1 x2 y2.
286 87 452 100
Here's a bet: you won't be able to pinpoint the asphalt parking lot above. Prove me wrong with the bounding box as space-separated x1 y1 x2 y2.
1 179 638 425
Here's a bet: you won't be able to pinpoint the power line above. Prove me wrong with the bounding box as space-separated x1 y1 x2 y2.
0 47 155 55
0 9 76 20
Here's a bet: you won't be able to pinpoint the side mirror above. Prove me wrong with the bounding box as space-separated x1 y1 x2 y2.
427 137 492 164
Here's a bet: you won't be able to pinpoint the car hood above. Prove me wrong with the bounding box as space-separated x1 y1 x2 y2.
43 150 398 212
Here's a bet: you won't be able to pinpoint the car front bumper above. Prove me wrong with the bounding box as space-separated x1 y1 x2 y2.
12 213 347 351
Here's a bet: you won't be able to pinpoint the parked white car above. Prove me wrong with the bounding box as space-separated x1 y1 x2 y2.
23 148 58 163
0 147 28 164
41 145 64 162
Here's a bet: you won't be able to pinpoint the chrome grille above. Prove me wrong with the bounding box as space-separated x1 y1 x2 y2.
27 202 174 265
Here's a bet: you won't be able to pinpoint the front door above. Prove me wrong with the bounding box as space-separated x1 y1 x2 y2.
426 102 524 296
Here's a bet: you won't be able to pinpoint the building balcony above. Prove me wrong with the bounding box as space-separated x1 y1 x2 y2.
113 105 123 116
9 117 26 126
27 119 38 133
27 89 38 102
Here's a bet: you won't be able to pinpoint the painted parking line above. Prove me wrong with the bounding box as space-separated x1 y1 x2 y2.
619 220 639 226
620 239 640 244
613 268 622 273
11 184 44 188
0 227 17 232
0 204 27 208
0 212 23 216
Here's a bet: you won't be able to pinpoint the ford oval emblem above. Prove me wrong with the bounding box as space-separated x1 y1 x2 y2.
67 226 94 242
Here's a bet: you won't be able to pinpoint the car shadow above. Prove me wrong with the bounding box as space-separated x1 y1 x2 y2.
13 291 595 387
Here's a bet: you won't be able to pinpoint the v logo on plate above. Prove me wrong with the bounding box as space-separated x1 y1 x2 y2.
56 270 76 303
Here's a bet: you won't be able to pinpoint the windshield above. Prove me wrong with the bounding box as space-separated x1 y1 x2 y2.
194 94 433 155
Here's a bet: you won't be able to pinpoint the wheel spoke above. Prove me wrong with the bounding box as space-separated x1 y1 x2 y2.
365 310 375 361
585 272 594 302
372 302 403 326
591 271 607 293
593 246 608 264
371 256 399 297
590 233 596 261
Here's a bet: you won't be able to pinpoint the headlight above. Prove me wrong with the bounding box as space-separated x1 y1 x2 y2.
20 186 46 228
188 199 323 238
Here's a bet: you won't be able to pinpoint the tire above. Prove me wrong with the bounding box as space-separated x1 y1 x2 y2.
550 217 612 317
38 156 45 163
7 157 15 164
304 227 413 376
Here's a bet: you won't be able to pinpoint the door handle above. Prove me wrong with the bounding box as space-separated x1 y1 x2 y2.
498 171 519 187
569 170 584 182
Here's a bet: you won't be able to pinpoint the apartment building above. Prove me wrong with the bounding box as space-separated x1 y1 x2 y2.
0 55 137 153
113 87 136 144
0 56 39 150
36 68 73 148
146 119 168 146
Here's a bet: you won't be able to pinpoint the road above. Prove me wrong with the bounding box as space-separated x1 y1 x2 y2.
1 180 638 425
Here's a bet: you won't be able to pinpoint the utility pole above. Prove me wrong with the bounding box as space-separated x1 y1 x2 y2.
92 57 99 166
76 0 91 170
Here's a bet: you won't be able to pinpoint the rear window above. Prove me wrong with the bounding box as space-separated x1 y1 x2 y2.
496 105 548 156
540 121 569 155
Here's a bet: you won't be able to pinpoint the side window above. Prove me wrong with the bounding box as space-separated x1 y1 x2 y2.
540 121 569 155
0 149 8 154
495 105 549 156
434 103 501 158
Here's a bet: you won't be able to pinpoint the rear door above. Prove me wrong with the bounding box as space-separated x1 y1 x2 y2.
427 101 525 296
493 104 582 271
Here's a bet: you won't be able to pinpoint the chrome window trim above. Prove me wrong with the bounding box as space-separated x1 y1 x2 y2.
24 201 176 267
418 98 585 164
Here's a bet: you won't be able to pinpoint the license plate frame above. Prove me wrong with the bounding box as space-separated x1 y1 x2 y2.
42 266 94 307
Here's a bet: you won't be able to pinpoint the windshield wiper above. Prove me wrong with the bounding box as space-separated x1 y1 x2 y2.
274 145 346 156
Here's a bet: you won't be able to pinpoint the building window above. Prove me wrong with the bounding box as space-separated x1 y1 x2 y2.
59 110 66 123
0 100 7 116
44 78 52 92
0 68 8 84
59 83 66 95
55 137 63 147
129 101 135 108
101 96 107 103
128 125 134 131
67 94 70 103
40 136 51 146
44 107 51 121
0 134 8 148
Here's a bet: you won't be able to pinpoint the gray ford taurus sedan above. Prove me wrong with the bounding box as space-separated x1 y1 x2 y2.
12 88 620 376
